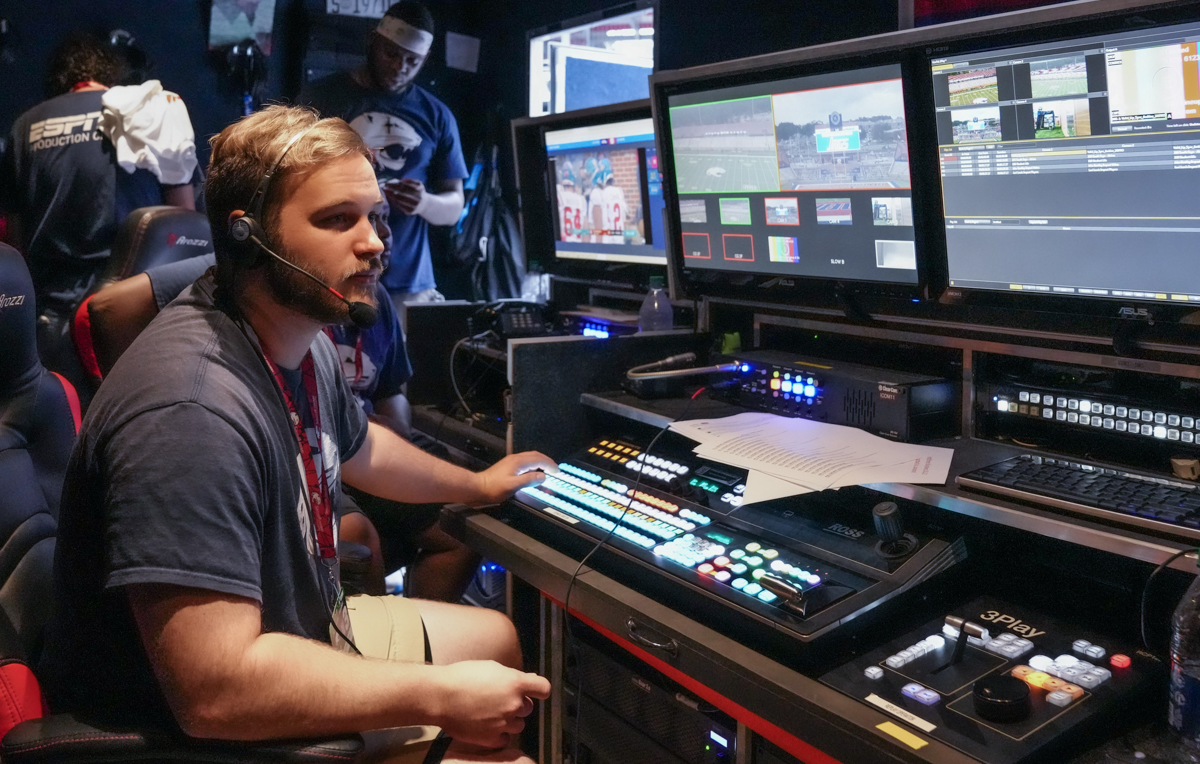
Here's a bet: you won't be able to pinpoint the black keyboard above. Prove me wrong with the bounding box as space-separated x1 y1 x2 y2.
957 454 1200 539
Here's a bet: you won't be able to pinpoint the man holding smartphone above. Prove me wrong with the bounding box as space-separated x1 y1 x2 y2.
300 1 466 314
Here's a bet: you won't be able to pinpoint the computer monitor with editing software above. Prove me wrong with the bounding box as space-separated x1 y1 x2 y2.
654 52 938 302
931 16 1200 306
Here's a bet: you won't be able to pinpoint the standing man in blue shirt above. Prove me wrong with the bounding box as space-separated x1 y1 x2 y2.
300 1 467 315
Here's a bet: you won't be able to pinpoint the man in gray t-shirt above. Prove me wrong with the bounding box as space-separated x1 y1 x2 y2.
42 106 552 760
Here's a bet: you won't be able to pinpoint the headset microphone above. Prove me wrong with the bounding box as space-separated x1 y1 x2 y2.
250 235 380 329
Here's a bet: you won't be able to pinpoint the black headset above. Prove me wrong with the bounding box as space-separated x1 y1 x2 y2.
227 124 379 329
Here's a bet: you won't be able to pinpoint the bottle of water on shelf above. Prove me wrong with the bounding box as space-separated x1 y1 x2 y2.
638 275 672 332
1169 559 1200 760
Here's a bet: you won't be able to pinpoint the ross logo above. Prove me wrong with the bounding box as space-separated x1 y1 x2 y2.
166 233 209 247
0 293 26 309
824 522 866 540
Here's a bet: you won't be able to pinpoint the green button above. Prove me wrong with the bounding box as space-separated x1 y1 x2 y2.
729 549 745 560
762 549 779 559
745 542 761 552
706 532 733 545
745 556 763 566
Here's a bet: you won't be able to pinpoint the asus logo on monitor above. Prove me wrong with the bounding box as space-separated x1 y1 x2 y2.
1118 306 1152 321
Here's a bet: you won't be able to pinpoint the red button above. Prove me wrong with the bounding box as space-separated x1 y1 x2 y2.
1111 654 1131 669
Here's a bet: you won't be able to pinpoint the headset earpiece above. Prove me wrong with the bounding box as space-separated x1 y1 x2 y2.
229 213 260 243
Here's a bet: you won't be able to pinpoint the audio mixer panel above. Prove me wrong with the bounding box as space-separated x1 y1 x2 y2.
508 434 968 646
821 596 1158 763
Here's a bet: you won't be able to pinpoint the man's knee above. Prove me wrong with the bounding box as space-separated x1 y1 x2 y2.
479 607 522 670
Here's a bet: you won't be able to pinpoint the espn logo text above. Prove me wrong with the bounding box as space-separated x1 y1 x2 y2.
28 112 102 150
0 294 27 310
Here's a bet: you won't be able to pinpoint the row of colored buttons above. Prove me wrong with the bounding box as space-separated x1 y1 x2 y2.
521 486 656 548
654 534 725 567
550 471 685 527
1015 392 1195 427
540 478 682 540
730 576 778 602
1011 665 1088 706
1071 639 1107 660
635 453 689 475
901 681 941 706
770 371 817 384
597 440 640 456
627 461 680 482
885 634 946 668
768 559 822 586
1023 653 1113 689
983 632 1035 659
768 379 818 397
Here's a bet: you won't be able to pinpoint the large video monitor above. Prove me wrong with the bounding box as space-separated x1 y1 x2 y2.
656 56 933 300
932 17 1200 305
543 118 667 266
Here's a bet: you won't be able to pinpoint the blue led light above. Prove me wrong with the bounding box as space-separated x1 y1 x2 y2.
740 364 750 373
582 327 610 338
806 398 813 404
781 381 793 393
803 384 816 397
806 377 813 384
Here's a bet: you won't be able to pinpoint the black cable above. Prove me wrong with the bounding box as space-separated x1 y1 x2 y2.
1141 546 1197 652
563 385 708 764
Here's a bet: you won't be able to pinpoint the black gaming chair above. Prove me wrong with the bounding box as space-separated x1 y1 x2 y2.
0 245 364 763
73 207 214 387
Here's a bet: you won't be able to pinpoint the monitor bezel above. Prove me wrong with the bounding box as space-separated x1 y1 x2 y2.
922 2 1200 322
649 0 1200 325
651 50 944 305
511 99 670 291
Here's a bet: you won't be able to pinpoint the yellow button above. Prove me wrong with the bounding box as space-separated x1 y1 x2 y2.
770 379 781 390
745 542 761 552
762 549 779 559
1024 671 1052 688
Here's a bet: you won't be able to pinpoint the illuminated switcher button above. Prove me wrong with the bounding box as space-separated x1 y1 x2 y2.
1091 403 1102 414
714 571 731 582
1104 405 1115 416
1116 407 1128 418
1057 397 1067 408
1047 690 1073 708
916 689 940 706
1104 418 1115 429
1011 665 1034 679
1111 654 1131 669
1169 429 1181 440
901 683 925 700
1155 426 1168 439
1156 413 1168 425
1029 655 1054 672
1170 415 1182 426
1117 421 1128 432
1143 411 1155 422
1130 408 1141 419
1068 413 1079 423
1079 399 1091 412
1031 393 1042 404
1079 415 1090 426
743 583 763 596
1142 424 1154 436
1072 639 1092 654
864 666 884 680
1069 400 1079 410
1186 433 1196 443
1185 417 1196 429
1019 392 1030 402
1043 409 1054 419
731 578 747 590
1057 411 1068 421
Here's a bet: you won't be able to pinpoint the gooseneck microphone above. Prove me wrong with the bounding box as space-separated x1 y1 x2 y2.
249 235 380 329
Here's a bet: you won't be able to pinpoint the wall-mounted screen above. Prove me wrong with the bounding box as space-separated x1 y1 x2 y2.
665 64 918 285
932 19 1200 304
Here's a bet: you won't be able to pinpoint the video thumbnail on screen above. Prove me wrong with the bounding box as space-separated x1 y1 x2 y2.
552 148 644 244
669 96 781 194
773 79 910 190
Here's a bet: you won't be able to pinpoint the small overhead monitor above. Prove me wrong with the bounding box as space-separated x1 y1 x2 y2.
543 117 667 267
931 17 1200 305
660 60 924 296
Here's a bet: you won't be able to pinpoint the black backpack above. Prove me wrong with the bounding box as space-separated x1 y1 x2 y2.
451 135 526 301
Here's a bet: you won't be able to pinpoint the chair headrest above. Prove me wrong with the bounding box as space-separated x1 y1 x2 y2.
104 206 215 283
0 245 38 387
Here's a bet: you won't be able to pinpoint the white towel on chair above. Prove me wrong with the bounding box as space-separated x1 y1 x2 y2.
100 80 197 185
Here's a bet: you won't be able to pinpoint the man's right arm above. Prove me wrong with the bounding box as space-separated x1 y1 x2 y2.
128 583 549 744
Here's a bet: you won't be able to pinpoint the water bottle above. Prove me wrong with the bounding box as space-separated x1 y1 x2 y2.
638 275 673 332
1169 561 1200 758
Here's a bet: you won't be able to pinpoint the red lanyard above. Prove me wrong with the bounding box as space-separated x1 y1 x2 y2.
263 351 337 559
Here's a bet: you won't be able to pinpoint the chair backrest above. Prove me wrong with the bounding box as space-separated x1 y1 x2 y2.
103 206 214 284
0 244 79 663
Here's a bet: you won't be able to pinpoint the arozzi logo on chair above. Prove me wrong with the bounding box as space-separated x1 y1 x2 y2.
0 293 26 310
166 233 209 248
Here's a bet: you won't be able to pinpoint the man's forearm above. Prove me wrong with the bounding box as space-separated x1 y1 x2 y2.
418 190 464 226
192 630 446 739
342 422 483 505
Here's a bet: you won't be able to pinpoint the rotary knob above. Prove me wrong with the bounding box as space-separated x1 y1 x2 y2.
973 675 1031 723
872 501 903 542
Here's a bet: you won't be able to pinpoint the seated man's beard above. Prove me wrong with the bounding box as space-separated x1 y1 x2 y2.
263 246 377 326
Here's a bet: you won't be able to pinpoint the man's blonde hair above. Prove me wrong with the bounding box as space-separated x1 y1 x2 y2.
205 105 372 300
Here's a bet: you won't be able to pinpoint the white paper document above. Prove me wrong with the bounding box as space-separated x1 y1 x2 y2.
670 412 953 503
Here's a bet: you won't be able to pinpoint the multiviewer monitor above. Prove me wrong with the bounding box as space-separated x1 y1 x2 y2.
932 19 1200 304
543 118 668 266
664 63 918 286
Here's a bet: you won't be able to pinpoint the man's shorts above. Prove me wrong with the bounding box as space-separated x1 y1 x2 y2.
347 595 444 763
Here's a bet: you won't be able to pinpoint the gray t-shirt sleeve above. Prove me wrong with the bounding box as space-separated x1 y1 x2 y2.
103 402 265 601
